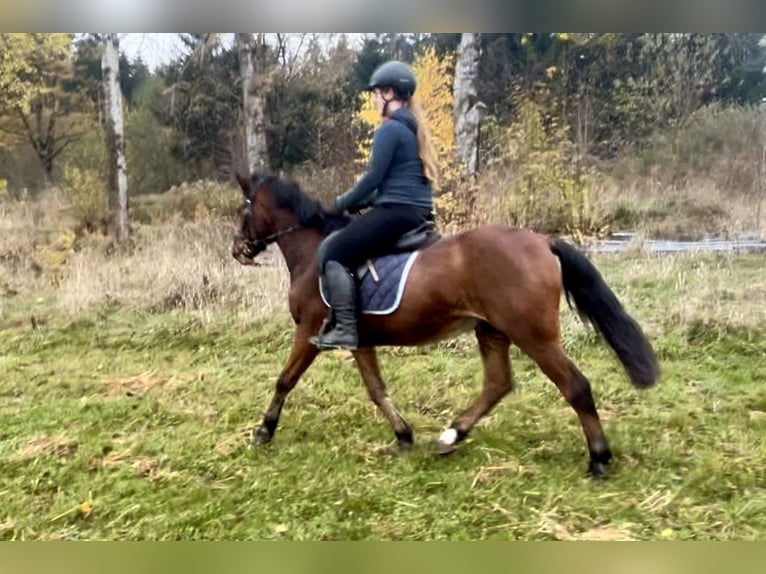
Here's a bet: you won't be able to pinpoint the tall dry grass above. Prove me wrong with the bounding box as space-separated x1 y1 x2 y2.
0 188 71 302
471 102 766 241
0 187 290 326
57 217 290 323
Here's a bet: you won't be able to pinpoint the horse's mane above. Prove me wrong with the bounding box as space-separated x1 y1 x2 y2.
255 175 351 236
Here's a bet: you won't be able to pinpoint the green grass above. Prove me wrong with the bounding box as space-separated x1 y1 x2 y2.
1 254 766 540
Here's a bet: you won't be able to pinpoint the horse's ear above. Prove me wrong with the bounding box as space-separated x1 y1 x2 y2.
235 172 251 198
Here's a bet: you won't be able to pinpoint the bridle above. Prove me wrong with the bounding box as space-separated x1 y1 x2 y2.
240 197 300 259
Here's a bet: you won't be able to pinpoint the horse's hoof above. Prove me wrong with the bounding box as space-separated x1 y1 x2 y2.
588 460 609 479
397 437 414 452
249 426 272 447
396 429 414 451
437 428 459 456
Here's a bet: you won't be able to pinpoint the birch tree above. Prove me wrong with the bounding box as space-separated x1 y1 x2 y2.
236 33 269 173
453 33 485 178
101 33 129 241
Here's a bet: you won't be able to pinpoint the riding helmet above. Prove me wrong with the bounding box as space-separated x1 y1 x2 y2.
368 60 417 99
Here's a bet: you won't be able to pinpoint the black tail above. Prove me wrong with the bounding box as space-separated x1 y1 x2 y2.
549 238 659 389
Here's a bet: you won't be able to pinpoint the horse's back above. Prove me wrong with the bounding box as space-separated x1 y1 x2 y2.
403 224 559 304
418 224 556 277
360 224 562 345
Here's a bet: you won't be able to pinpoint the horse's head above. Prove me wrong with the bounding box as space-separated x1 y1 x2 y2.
232 172 351 266
232 173 281 265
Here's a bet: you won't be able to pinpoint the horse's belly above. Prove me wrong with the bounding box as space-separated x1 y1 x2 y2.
360 316 479 347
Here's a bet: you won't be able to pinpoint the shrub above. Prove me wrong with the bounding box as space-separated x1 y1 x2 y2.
62 166 109 235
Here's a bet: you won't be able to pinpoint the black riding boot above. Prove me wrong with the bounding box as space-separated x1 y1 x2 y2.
311 260 358 350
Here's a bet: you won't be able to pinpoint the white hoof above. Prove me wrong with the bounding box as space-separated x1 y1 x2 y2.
437 428 459 454
438 428 458 446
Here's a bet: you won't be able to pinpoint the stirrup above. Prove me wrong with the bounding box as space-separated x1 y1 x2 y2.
310 322 358 350
310 332 358 351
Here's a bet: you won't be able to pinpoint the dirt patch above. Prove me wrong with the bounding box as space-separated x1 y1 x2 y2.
13 435 79 462
99 371 174 397
571 524 636 541
213 425 252 456
472 459 539 488
90 437 180 481
538 513 636 541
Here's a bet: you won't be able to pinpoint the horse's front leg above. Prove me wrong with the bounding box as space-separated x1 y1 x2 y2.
353 347 414 449
251 326 319 446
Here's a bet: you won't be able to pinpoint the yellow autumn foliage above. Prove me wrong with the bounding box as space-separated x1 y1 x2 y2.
354 91 380 164
411 47 456 187
0 34 73 113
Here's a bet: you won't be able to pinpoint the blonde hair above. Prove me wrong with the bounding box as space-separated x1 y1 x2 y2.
407 96 440 191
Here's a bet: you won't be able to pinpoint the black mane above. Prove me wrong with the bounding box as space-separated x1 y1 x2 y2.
254 175 350 236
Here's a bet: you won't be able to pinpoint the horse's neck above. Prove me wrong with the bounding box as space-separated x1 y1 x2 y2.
276 229 322 281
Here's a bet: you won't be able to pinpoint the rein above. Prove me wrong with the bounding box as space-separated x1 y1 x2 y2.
241 198 301 258
242 224 301 258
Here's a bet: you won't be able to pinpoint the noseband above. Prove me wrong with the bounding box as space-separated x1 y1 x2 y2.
241 198 300 259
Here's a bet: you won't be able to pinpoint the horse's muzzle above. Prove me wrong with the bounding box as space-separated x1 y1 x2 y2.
231 238 256 266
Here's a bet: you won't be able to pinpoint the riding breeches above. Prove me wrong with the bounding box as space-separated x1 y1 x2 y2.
319 203 432 270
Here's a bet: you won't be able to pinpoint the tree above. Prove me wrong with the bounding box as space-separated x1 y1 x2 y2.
0 34 34 111
0 33 91 183
101 33 129 241
265 35 358 175
453 33 485 177
236 33 270 173
158 34 241 179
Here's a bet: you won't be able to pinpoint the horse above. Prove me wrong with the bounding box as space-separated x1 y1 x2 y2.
231 173 660 478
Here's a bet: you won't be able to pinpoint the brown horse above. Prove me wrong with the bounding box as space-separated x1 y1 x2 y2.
231 173 659 477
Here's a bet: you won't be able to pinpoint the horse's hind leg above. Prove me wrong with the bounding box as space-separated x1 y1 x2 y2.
438 322 513 454
353 347 413 449
251 326 319 446
520 338 612 478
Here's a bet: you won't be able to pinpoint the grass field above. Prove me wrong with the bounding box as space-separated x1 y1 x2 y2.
2 190 766 540
2 209 766 540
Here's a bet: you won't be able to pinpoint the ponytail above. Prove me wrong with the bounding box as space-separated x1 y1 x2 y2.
408 96 440 192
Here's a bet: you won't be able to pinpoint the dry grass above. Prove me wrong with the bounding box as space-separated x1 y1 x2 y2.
56 216 289 323
597 176 765 240
472 169 766 241
88 434 182 482
604 251 766 333
0 188 70 296
99 371 175 398
1 182 289 327
12 435 79 462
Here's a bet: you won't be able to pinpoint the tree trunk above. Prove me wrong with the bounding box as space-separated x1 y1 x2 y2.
101 33 129 241
453 33 485 178
236 33 269 174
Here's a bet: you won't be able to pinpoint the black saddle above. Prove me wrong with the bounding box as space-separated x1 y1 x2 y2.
316 221 441 280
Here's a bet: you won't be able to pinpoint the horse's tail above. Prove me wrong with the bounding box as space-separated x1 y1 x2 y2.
549 238 659 389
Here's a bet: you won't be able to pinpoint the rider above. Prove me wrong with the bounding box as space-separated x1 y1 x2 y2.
311 60 439 351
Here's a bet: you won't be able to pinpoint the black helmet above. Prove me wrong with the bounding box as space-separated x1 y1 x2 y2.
368 60 417 99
